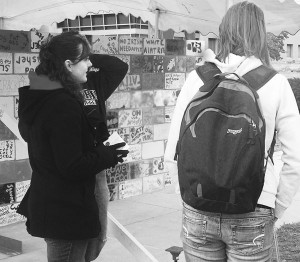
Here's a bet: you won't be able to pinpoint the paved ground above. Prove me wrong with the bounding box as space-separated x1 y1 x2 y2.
1 152 300 261
0 189 185 262
1 186 300 262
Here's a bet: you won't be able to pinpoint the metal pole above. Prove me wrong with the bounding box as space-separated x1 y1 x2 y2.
155 9 160 38
108 213 159 262
0 17 4 29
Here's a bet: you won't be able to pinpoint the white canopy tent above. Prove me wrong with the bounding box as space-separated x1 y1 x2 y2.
0 1 299 260
1 0 300 35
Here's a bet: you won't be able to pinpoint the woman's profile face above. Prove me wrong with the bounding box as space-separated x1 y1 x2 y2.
69 57 92 83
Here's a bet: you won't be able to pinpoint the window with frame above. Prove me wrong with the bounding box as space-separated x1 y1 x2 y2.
57 13 148 33
287 44 293 58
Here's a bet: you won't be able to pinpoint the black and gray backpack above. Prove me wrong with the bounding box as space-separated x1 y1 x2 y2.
175 62 277 214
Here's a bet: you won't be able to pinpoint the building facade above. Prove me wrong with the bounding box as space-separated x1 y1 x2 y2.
282 31 300 61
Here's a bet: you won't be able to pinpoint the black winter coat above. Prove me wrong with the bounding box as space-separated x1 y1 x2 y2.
17 55 128 240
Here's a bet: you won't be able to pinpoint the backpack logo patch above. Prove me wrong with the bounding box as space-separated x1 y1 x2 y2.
227 128 242 135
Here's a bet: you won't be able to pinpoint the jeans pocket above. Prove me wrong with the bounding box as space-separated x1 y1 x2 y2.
182 215 207 248
231 223 266 255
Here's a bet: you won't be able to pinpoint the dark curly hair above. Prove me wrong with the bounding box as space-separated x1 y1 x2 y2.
35 31 91 100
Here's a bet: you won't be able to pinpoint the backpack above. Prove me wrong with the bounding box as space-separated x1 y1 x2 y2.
175 62 277 214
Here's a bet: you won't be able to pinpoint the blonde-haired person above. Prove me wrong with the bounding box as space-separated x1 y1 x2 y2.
165 1 300 261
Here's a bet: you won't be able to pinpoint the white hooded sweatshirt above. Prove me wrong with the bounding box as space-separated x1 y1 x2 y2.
164 50 300 219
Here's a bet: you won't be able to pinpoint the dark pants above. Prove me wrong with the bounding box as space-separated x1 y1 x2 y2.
44 172 109 262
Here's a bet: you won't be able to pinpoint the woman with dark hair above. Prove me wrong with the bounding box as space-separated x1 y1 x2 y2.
17 31 128 261
165 2 300 261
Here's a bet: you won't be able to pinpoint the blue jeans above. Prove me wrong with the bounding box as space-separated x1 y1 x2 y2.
182 202 276 261
45 238 93 262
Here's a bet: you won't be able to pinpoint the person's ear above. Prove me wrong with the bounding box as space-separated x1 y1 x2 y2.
64 60 72 72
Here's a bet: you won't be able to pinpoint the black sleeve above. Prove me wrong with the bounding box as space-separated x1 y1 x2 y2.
47 100 115 182
88 54 128 100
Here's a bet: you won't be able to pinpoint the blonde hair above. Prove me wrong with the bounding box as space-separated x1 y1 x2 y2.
217 1 271 66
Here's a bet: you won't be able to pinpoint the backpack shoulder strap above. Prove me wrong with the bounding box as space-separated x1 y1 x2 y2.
243 65 277 91
243 65 278 164
196 62 222 92
196 62 221 82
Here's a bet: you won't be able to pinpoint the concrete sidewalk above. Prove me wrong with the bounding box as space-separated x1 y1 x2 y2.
1 186 300 262
0 189 185 262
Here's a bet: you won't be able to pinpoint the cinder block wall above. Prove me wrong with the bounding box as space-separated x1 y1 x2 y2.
0 29 204 227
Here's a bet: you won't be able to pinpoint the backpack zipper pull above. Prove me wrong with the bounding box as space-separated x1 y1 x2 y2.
248 120 257 144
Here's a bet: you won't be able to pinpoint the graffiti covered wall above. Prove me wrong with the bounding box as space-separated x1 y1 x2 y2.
0 29 204 226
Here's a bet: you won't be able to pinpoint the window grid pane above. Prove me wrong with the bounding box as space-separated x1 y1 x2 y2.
287 44 293 58
68 17 79 27
104 14 116 25
80 16 91 27
117 13 129 24
57 13 148 33
92 15 103 25
104 25 117 30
